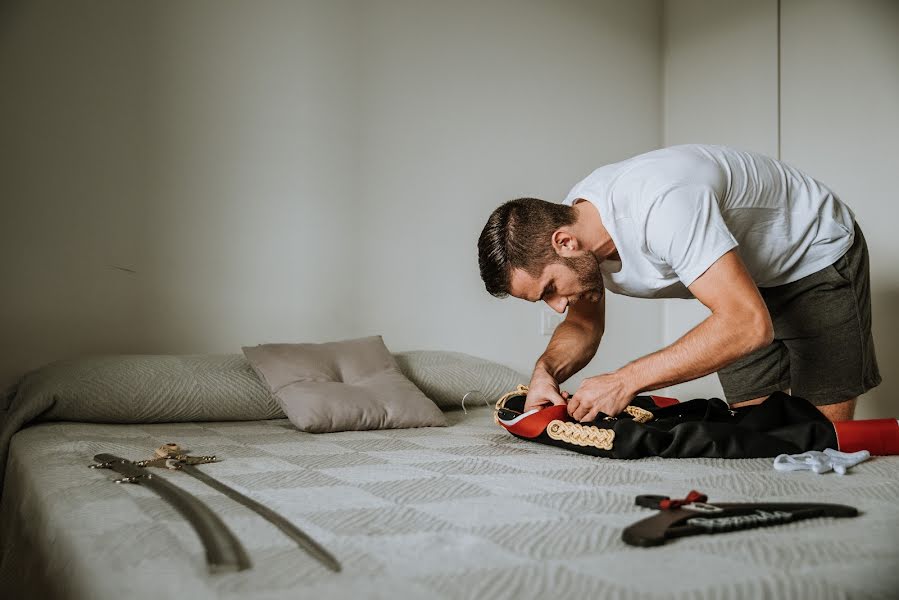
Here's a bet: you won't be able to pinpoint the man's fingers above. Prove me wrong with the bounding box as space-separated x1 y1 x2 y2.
573 400 607 423
574 405 590 422
524 389 565 411
572 400 591 421
583 406 603 423
523 397 548 412
542 391 565 407
550 394 568 406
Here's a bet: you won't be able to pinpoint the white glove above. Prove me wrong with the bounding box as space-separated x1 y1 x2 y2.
773 448 871 475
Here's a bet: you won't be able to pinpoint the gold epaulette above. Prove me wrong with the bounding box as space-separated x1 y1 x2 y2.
494 385 652 426
623 405 654 423
546 420 615 450
494 384 529 425
495 384 529 410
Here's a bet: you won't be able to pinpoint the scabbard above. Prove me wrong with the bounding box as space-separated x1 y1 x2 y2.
623 501 858 547
93 453 251 572
177 463 341 572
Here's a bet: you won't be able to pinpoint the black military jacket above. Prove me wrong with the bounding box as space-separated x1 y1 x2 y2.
495 389 850 459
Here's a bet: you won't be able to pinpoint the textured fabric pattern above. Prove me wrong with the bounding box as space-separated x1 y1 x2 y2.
11 354 280 423
394 351 525 411
243 337 446 432
0 354 281 490
2 407 897 600
0 351 519 489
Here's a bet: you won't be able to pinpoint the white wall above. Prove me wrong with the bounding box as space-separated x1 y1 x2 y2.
780 0 899 419
661 0 778 399
0 0 664 390
135 1 362 352
0 1 150 385
0 1 362 388
355 0 665 387
662 0 897 417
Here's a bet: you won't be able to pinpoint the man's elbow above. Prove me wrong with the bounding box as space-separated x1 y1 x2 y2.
744 313 774 353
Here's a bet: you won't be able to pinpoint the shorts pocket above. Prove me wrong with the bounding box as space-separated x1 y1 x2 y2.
828 256 852 285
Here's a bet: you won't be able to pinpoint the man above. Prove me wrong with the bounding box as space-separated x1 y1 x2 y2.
477 144 879 422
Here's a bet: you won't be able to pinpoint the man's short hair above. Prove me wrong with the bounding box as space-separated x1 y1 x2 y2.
477 197 577 297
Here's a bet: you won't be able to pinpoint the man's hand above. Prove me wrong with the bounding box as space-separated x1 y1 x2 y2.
524 368 570 412
567 371 637 422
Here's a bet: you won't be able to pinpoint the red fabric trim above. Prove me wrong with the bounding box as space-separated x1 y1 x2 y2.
659 490 707 510
500 405 570 439
833 419 899 455
649 395 679 408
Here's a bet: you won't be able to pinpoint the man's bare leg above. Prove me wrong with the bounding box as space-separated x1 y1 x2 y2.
730 396 770 408
817 398 856 421
732 392 857 421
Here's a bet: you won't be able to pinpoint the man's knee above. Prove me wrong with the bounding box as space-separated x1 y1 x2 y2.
732 392 857 422
731 389 790 408
731 397 766 408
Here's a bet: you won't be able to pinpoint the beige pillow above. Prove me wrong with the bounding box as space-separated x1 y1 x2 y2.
242 336 446 432
394 350 526 411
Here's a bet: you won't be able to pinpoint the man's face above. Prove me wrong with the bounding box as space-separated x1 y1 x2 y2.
508 252 602 314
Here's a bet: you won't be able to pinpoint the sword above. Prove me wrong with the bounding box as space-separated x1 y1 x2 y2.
90 453 251 573
140 443 341 573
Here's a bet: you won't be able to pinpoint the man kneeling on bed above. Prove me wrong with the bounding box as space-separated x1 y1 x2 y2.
477 145 880 423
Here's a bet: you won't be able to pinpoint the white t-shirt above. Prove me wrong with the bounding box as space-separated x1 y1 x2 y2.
562 144 856 299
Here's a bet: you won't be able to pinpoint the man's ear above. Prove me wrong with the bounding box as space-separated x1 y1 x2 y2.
551 229 579 257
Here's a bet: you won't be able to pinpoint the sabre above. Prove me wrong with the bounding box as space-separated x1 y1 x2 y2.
90 453 251 573
140 443 342 573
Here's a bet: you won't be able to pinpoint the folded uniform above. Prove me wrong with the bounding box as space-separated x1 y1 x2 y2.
494 386 899 459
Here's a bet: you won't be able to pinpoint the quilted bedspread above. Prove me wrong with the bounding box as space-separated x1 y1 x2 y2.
1 407 897 600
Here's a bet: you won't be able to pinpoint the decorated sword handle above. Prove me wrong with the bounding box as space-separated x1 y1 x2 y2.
135 443 217 468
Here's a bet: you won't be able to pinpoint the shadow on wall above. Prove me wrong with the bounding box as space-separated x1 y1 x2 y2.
860 287 897 420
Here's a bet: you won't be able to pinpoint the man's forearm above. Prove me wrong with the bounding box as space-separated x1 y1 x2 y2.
535 320 601 383
617 310 772 394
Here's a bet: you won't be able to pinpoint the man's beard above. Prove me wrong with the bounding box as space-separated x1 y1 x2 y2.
562 253 603 297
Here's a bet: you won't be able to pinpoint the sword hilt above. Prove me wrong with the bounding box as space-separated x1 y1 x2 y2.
155 442 183 458
136 443 217 468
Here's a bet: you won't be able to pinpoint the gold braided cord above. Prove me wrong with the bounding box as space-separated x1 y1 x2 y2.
546 420 615 450
493 385 650 432
495 384 529 410
494 384 529 425
624 405 654 423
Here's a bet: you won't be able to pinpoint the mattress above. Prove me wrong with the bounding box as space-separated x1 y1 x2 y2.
1 406 897 600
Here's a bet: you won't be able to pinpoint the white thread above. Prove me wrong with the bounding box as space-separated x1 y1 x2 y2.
461 390 490 414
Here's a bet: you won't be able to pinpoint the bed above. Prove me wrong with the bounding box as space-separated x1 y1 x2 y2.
1 355 897 599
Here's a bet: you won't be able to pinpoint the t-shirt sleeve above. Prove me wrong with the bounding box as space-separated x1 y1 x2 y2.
643 185 738 287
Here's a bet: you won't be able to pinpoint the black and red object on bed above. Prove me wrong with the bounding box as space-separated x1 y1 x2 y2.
622 490 859 546
494 386 899 459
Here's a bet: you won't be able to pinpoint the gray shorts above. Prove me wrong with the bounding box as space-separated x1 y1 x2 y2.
718 221 881 406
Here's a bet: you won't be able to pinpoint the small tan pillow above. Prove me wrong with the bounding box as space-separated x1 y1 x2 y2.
242 336 446 432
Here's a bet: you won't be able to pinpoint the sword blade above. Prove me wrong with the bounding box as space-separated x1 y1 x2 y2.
178 463 341 572
93 454 251 572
